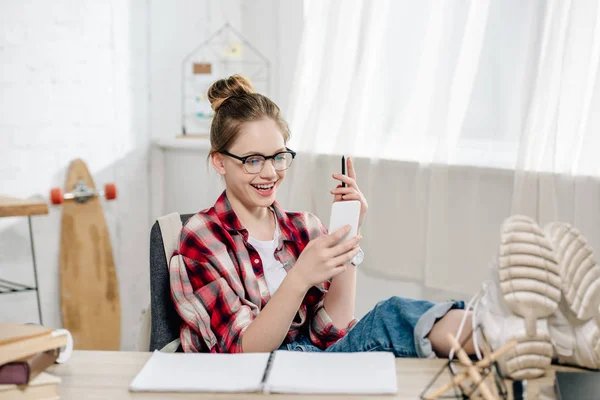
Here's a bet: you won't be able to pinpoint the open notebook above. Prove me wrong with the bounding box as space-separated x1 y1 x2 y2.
130 350 397 395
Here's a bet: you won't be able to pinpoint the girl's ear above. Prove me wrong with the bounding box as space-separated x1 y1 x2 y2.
211 153 226 175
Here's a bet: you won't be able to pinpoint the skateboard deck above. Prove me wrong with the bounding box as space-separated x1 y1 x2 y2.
58 159 120 350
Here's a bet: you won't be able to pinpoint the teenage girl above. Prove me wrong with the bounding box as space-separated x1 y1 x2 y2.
169 74 475 358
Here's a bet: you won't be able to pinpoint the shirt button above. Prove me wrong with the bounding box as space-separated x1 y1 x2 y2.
254 258 259 264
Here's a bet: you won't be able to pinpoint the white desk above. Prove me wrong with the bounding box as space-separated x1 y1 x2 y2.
48 350 578 399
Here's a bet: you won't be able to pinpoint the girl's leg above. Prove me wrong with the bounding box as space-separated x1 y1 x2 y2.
427 309 475 357
325 296 466 358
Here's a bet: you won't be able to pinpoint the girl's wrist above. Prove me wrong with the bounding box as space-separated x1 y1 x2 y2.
285 268 310 294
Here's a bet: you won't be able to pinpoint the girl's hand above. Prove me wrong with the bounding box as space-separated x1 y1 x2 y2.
330 157 368 230
289 226 361 290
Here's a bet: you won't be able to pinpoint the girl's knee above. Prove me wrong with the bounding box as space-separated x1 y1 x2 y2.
376 296 406 312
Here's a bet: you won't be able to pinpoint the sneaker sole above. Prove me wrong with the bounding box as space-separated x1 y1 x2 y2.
545 222 600 367
496 215 561 379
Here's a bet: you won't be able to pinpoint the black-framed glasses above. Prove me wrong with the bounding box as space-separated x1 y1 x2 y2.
220 148 297 174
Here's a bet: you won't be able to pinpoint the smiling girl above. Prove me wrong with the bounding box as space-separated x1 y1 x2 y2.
169 75 474 358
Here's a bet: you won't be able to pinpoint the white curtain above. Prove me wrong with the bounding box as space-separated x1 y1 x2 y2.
281 0 600 298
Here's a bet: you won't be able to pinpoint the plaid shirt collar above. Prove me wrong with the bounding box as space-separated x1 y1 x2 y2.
214 190 299 243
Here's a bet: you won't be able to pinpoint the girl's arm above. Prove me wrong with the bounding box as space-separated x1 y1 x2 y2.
242 227 357 352
325 156 367 330
323 264 357 329
241 274 306 353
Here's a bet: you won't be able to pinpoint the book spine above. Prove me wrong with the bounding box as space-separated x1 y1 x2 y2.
0 363 29 385
0 349 59 385
260 352 275 394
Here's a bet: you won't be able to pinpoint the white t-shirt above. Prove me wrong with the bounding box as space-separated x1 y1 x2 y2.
248 222 287 296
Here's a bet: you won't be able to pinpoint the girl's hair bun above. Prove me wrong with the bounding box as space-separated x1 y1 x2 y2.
207 74 255 112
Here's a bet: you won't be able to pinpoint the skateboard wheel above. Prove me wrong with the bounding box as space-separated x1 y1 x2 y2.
50 188 63 205
104 183 117 200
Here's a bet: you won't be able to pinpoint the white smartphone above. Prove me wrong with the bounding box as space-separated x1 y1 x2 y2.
328 200 361 243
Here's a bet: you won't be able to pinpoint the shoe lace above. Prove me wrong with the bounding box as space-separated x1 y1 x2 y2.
448 281 491 362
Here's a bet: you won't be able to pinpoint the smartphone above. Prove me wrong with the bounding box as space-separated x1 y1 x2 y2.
328 200 361 243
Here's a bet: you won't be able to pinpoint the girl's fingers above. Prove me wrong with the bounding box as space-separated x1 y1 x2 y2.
347 157 357 180
330 187 356 195
341 193 362 201
328 237 361 258
332 184 343 202
330 264 348 278
329 246 360 267
325 225 352 246
332 173 357 188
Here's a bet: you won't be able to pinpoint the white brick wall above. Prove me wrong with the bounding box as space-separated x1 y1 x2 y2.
0 0 150 350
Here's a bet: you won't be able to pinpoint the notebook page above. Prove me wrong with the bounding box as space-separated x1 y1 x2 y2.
129 350 270 393
265 351 398 394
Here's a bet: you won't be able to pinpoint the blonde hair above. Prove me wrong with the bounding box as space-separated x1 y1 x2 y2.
208 75 290 159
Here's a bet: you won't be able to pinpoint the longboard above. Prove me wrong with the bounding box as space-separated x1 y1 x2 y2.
51 159 120 350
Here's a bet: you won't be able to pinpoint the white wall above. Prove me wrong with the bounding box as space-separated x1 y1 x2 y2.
241 0 304 113
0 0 150 351
149 0 242 140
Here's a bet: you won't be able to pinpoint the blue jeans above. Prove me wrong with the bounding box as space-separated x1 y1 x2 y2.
279 296 465 358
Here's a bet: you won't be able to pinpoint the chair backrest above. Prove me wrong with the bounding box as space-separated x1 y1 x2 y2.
148 213 194 351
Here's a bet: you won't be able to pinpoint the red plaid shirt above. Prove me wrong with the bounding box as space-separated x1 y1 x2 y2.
169 191 357 353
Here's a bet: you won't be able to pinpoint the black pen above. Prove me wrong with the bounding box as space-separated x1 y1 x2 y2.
341 155 346 188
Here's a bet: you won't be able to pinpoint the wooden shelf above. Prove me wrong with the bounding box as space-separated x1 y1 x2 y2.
0 196 49 218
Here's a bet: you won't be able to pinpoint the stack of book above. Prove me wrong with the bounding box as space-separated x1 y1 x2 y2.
0 323 69 400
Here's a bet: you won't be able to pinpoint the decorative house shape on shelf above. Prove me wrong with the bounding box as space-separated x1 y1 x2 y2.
181 23 271 135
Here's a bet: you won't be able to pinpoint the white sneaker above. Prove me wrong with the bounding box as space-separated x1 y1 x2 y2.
474 215 561 380
545 222 600 370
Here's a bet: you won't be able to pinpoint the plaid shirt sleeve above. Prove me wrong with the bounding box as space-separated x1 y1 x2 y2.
302 212 359 349
169 219 256 353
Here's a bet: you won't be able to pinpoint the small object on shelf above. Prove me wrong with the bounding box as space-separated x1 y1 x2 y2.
193 63 212 74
